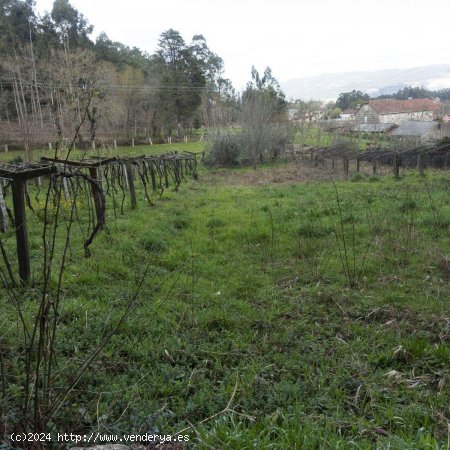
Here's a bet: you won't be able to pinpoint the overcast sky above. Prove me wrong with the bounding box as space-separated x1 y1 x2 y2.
34 0 450 91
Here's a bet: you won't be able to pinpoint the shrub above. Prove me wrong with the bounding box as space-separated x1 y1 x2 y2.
350 172 367 182
239 125 292 166
205 125 295 168
204 132 240 167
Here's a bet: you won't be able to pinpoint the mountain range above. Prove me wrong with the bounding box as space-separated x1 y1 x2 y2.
280 65 450 101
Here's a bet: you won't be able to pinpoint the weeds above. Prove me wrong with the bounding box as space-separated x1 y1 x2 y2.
1 159 449 448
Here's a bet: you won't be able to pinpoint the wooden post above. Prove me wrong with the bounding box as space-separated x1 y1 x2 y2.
0 185 8 232
163 161 169 188
372 159 377 174
149 160 156 191
114 139 117 150
132 138 135 148
62 177 71 200
122 164 129 189
4 145 8 153
88 167 105 228
148 137 153 146
394 152 400 178
125 162 137 209
12 178 30 282
356 157 360 172
343 158 349 176
48 143 52 150
417 154 424 176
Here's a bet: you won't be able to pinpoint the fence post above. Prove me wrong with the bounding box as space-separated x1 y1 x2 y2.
63 176 71 200
89 167 105 228
343 158 349 176
394 152 400 178
122 164 129 189
417 153 424 176
125 162 137 209
0 185 8 233
12 178 30 282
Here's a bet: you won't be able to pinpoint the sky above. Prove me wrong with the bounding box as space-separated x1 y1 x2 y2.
34 0 450 91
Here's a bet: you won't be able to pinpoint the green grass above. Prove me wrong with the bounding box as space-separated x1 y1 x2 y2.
295 125 334 148
294 126 393 152
0 140 205 163
1 147 449 448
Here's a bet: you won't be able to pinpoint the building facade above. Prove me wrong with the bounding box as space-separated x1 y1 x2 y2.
355 99 439 125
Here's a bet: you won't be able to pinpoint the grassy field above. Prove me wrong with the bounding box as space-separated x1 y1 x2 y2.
294 125 392 151
1 143 449 449
0 141 205 164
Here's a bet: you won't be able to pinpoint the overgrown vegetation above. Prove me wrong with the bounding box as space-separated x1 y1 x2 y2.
1 143 449 448
0 0 238 153
205 67 294 167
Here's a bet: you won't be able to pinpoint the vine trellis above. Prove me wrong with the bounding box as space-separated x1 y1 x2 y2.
305 141 450 177
0 152 198 284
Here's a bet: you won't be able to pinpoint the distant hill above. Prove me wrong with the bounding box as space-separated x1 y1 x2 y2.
281 65 450 101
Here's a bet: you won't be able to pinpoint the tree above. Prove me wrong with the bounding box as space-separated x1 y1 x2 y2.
0 3 233 149
0 0 37 50
51 0 93 50
152 29 205 136
240 67 288 166
330 107 342 118
336 90 370 110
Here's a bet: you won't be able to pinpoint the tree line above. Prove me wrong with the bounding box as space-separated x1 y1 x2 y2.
336 87 450 111
0 0 243 156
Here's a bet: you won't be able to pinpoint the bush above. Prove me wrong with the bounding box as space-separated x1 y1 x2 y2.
204 132 240 167
350 172 367 182
205 125 295 168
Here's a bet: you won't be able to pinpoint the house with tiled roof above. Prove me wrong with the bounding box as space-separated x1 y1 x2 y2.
391 120 450 141
355 98 439 125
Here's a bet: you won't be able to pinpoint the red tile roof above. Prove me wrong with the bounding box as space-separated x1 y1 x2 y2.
368 98 439 114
